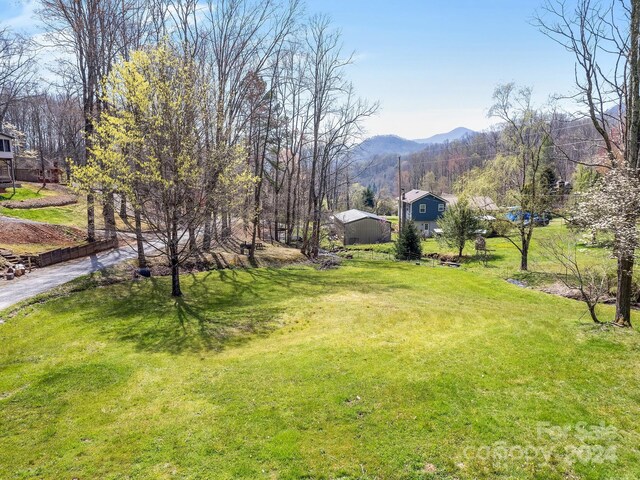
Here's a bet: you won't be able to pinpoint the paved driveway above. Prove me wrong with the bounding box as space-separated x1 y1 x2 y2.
0 244 140 312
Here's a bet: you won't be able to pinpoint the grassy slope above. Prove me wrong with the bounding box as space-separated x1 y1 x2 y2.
346 219 616 285
0 202 86 227
0 197 129 231
0 184 84 227
0 184 54 202
2 262 640 479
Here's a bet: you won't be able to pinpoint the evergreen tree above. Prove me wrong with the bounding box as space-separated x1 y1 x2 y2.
395 220 422 260
540 165 557 194
362 185 375 210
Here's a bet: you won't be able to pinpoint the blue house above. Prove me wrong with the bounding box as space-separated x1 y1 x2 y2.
399 189 447 237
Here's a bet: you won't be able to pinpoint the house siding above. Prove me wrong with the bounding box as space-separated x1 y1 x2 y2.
409 195 445 222
412 220 439 237
400 193 446 237
341 217 391 245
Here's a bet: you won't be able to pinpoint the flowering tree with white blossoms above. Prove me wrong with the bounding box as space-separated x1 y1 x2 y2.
572 168 640 326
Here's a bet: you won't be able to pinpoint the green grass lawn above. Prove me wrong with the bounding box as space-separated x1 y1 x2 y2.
2 261 640 479
0 203 86 227
0 198 130 231
346 219 616 286
0 184 53 202
0 183 85 227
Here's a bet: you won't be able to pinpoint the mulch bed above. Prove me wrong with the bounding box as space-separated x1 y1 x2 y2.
2 193 77 209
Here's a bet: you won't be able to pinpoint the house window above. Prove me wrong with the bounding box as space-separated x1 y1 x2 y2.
424 223 429 231
419 204 426 213
438 203 445 212
0 140 10 152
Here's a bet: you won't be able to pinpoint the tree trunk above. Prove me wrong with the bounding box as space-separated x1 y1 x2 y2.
171 256 181 297
520 237 529 271
103 192 116 238
202 209 212 250
87 192 96 242
188 226 197 252
119 194 127 220
615 254 634 327
134 207 146 268
587 303 601 324
170 239 181 297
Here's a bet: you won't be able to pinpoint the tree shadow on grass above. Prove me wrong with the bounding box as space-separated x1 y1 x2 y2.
86 264 413 355
461 252 507 268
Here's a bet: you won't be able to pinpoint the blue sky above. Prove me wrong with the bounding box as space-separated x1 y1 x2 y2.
2 0 580 139
306 0 579 139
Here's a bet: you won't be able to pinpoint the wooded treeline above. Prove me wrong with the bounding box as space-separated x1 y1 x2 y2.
354 112 606 200
0 0 376 295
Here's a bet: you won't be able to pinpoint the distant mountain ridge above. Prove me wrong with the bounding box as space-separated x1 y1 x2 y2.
353 135 425 158
413 127 476 145
355 127 478 159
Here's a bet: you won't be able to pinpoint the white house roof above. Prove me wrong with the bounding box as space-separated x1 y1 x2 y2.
0 132 15 139
334 209 391 225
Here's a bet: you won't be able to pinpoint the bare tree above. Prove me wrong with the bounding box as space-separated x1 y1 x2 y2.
541 233 613 324
301 15 377 257
538 0 640 326
39 0 148 241
0 28 37 125
489 83 553 271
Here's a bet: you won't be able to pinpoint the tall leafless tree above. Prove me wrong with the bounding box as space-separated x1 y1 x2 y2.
538 0 640 326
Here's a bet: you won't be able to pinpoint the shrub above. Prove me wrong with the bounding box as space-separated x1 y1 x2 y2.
395 221 422 260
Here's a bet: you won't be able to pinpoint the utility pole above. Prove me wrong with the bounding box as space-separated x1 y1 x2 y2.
397 156 402 233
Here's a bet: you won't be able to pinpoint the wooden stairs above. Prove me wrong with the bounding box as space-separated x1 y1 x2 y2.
0 249 32 267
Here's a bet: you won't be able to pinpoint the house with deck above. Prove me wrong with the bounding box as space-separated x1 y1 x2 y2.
0 132 15 188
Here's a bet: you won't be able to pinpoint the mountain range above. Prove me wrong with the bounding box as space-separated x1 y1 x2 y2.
413 126 476 145
355 127 477 159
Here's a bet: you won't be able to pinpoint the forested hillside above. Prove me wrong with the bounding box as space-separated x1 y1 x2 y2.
353 113 605 198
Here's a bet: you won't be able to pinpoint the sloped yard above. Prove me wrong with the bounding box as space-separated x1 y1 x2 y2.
0 217 84 255
1 261 640 479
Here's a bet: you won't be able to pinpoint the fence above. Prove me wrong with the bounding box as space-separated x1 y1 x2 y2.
33 237 119 267
344 249 438 265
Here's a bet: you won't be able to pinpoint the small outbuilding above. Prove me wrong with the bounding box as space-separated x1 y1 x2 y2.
333 209 391 245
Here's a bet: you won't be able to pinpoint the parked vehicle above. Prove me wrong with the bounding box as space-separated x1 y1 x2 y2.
505 207 550 226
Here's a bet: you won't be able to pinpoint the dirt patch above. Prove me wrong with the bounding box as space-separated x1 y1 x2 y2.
425 252 463 263
0 219 84 246
538 281 611 303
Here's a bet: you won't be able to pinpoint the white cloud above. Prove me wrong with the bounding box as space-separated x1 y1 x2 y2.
2 0 41 34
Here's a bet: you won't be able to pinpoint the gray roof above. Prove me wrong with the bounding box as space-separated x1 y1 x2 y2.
441 194 499 211
402 189 446 204
0 132 15 139
334 209 391 225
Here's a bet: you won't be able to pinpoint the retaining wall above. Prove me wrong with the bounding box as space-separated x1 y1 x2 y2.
34 237 119 267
